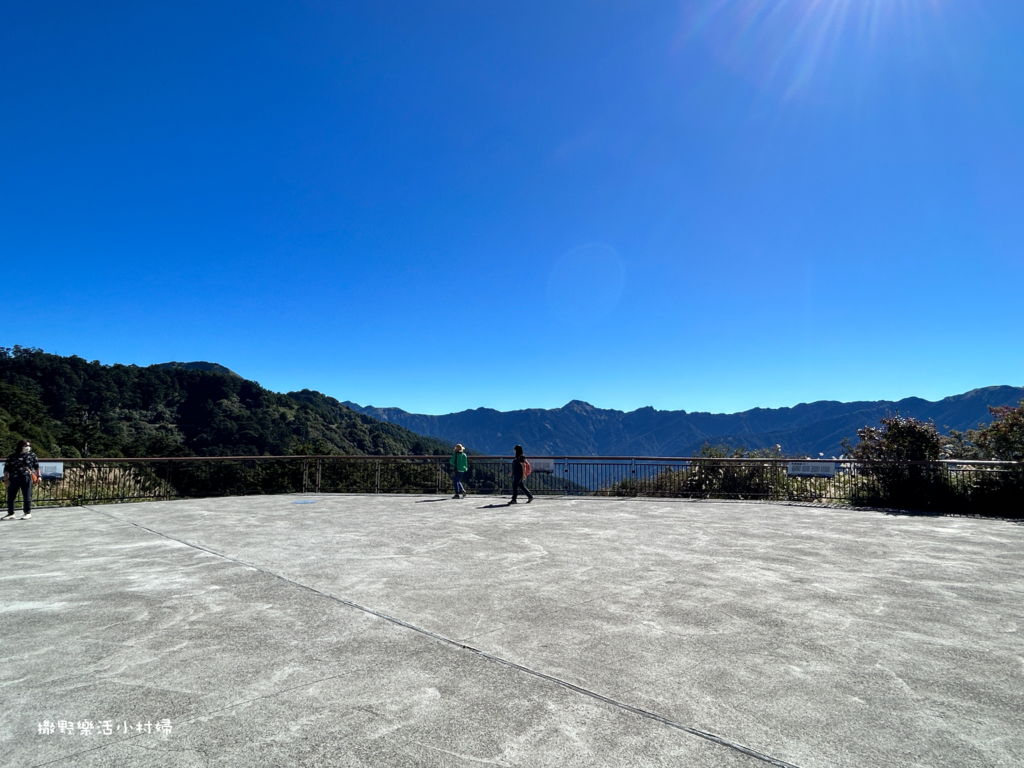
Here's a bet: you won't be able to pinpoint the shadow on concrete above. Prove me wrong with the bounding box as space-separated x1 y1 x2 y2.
877 507 1023 524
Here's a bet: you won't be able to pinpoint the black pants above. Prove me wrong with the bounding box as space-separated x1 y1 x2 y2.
7 475 32 515
511 477 533 502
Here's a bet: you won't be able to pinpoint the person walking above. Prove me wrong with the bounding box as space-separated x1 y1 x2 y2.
449 444 468 499
2 439 40 520
509 444 533 504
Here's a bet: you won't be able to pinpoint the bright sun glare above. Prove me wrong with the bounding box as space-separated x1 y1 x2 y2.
683 0 952 97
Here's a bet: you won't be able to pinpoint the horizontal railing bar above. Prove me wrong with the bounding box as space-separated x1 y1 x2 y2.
27 452 1022 517
38 455 1021 467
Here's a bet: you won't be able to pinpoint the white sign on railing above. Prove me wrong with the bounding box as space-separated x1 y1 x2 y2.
787 462 836 478
39 462 64 480
528 459 555 474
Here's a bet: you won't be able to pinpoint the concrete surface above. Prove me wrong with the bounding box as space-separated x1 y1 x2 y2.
1 494 1022 767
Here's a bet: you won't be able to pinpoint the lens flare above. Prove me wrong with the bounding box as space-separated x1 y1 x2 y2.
680 0 954 98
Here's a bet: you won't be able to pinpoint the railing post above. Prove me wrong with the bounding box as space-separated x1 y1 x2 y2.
316 458 322 494
375 460 381 494
302 459 308 494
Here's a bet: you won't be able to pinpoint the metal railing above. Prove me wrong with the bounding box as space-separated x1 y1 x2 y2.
25 455 1023 517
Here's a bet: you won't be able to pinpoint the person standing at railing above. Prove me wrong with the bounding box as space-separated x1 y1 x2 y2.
509 444 533 504
449 443 469 499
2 439 40 521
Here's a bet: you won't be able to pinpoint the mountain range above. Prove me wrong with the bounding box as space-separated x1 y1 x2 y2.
345 386 1024 458
4 346 1019 461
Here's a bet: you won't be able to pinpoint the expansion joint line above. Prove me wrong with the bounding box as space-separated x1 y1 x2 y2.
84 506 803 768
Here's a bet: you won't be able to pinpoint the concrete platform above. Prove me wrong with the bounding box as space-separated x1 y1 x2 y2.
2 494 1022 767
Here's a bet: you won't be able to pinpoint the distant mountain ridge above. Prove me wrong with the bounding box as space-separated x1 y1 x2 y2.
345 386 1024 458
7 346 1017 460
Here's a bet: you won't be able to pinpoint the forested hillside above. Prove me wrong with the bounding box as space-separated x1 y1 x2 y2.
0 347 451 458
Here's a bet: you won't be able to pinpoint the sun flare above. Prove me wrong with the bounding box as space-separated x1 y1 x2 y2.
682 0 954 97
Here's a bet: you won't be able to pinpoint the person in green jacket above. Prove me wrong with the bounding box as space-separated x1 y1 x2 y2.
449 444 468 499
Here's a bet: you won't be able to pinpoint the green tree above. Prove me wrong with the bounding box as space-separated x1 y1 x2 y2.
842 414 942 462
62 404 104 457
843 414 947 511
974 399 1024 462
940 399 1024 462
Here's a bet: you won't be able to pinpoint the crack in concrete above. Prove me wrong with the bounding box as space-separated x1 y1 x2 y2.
80 505 805 768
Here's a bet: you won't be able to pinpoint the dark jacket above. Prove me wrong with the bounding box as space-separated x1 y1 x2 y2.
512 455 527 479
5 450 40 479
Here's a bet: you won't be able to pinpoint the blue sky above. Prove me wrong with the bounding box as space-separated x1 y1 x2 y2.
3 1 1022 415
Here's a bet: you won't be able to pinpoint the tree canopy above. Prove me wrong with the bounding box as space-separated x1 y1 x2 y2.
944 399 1024 462
842 415 942 463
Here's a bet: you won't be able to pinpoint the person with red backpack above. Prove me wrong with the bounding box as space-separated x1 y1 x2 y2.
510 444 533 504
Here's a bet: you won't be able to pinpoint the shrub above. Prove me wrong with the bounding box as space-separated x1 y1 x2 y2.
843 415 942 462
842 415 951 510
975 400 1024 462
